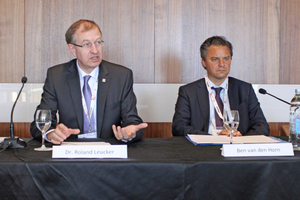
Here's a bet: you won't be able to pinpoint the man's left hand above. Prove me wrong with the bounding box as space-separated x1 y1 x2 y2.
112 123 148 142
218 129 242 137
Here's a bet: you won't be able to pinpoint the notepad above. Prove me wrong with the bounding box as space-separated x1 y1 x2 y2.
186 134 282 145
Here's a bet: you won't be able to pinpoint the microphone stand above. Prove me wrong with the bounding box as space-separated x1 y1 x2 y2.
258 88 300 151
0 77 28 149
258 88 291 105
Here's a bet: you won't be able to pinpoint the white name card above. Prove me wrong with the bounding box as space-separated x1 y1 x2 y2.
221 143 294 157
52 145 128 158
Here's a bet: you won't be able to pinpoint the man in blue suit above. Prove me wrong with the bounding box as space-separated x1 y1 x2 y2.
172 36 269 136
31 19 147 144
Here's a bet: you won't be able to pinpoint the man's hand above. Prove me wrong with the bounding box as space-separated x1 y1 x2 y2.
112 123 148 141
46 123 80 144
218 129 242 137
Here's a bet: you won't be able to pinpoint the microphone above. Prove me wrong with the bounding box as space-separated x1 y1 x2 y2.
258 88 291 105
0 77 27 149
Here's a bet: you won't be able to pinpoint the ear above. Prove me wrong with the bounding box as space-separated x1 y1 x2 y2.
201 59 206 70
68 44 77 57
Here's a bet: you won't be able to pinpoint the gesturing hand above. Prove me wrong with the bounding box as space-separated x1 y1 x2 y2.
112 123 148 142
46 123 80 144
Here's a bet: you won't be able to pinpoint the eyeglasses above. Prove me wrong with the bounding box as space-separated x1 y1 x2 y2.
71 39 104 49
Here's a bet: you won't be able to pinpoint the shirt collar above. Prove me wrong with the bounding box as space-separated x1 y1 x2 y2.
76 60 99 80
207 76 228 89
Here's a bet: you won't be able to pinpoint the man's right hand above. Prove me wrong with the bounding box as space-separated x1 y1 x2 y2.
46 123 80 144
218 129 242 137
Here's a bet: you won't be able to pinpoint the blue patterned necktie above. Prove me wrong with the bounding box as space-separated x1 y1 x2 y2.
83 75 94 133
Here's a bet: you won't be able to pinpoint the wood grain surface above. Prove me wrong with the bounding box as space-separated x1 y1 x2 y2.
0 0 25 83
0 122 288 139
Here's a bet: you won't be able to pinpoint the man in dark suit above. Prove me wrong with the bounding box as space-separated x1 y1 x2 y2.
172 36 269 136
30 19 147 144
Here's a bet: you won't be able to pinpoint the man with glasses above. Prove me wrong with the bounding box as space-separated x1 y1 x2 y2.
30 19 147 144
172 36 269 137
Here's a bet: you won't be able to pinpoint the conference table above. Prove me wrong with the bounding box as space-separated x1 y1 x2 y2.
0 136 300 200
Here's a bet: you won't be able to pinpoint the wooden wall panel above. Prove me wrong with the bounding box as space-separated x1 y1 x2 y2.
0 122 288 139
0 0 24 83
103 0 154 83
144 123 173 138
280 0 300 84
154 0 280 84
0 123 31 139
0 0 298 85
0 0 298 139
25 0 104 83
24 0 154 83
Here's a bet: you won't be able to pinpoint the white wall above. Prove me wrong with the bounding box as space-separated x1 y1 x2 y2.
0 83 297 123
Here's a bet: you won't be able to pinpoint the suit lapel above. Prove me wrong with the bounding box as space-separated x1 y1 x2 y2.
197 79 210 132
96 61 110 138
66 61 83 133
228 77 239 110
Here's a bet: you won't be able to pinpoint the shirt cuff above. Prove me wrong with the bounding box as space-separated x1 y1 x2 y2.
44 129 55 143
121 138 133 143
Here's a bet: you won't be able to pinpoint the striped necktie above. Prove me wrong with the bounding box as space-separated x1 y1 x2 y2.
212 87 223 127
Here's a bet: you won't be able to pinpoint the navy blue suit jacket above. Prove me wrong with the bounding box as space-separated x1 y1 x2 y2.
172 77 270 136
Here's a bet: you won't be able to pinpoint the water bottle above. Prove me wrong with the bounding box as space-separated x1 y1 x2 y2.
289 89 300 147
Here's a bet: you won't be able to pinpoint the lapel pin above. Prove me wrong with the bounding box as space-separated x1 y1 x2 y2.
102 78 106 82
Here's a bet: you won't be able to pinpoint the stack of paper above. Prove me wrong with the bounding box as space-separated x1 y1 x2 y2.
187 134 282 145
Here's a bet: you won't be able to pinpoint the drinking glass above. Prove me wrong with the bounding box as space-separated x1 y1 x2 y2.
223 110 240 144
34 109 52 151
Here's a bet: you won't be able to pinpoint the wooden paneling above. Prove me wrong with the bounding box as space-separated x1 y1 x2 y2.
154 0 280 84
281 124 289 136
0 122 31 139
0 0 24 83
269 122 289 136
0 122 287 139
0 0 298 140
0 0 298 84
103 0 154 83
144 122 173 138
25 0 154 83
25 0 104 83
143 122 289 138
280 0 300 84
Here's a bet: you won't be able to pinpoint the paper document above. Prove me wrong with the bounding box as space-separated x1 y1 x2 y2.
60 142 110 146
187 134 282 145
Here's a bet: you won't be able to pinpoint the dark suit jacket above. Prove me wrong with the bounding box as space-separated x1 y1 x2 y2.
30 59 144 141
172 77 270 136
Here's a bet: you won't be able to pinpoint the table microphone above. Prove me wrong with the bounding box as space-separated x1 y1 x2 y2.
0 77 28 149
258 88 291 105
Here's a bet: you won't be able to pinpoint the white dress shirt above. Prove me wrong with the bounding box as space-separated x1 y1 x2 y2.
207 78 230 135
76 61 98 138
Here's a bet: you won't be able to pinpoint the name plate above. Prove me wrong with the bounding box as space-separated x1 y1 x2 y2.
221 143 294 157
52 145 127 158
